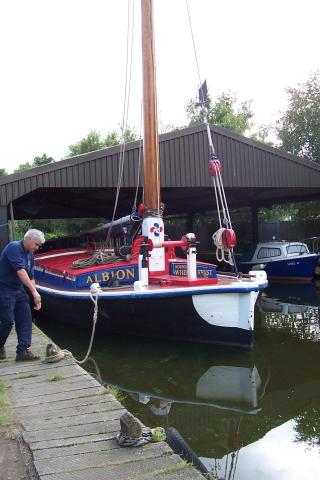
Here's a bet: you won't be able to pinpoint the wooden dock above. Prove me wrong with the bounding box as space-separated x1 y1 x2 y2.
0 326 205 480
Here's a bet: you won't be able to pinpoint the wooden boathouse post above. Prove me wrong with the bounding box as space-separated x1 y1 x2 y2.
0 206 9 252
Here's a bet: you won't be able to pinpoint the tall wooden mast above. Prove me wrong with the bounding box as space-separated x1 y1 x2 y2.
141 0 160 215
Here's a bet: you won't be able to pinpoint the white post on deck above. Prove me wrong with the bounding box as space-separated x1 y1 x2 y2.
138 253 149 286
186 233 197 280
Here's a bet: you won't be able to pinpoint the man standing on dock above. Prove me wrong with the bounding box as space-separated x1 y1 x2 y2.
0 229 45 361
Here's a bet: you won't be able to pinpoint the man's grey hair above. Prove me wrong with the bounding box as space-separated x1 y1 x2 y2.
24 229 45 244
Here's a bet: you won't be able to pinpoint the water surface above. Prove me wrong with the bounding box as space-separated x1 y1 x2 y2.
37 282 320 479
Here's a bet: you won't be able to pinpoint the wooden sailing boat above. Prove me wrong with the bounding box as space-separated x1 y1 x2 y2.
34 0 267 348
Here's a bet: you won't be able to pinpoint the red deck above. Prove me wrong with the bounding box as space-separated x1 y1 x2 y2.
35 249 134 276
35 249 218 286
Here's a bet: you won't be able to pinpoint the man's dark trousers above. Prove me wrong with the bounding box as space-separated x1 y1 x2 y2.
0 289 32 353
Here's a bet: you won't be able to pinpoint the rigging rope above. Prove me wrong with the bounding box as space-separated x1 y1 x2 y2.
107 0 136 246
186 0 238 272
132 100 143 212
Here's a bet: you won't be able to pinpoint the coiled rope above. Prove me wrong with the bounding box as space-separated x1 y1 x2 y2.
212 228 234 265
71 251 123 269
117 427 166 447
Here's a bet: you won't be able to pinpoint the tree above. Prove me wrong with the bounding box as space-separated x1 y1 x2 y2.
33 153 54 167
250 125 274 146
186 91 253 135
14 162 33 172
295 404 320 448
277 72 320 163
67 128 137 156
14 153 55 173
0 167 7 176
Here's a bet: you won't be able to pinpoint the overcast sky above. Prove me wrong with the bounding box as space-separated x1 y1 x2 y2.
0 0 319 173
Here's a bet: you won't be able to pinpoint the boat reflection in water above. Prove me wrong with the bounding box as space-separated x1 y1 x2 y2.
116 363 263 414
257 283 320 342
86 342 265 415
257 283 320 313
82 338 270 471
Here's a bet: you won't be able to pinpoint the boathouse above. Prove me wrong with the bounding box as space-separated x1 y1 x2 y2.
1 123 320 251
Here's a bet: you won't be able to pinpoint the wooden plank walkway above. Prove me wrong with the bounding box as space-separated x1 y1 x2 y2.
0 326 205 480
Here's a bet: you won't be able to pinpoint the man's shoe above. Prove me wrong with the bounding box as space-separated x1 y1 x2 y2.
16 348 40 362
0 347 6 360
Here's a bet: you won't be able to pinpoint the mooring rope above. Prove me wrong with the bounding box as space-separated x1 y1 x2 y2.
44 291 100 365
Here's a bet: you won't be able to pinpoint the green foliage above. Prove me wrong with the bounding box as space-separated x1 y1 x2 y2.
104 385 127 403
0 381 14 425
259 201 320 222
250 125 274 146
33 153 54 167
14 220 32 240
47 374 64 382
0 167 7 176
259 204 297 222
153 462 188 476
14 162 33 172
14 217 106 241
295 404 320 448
187 91 253 135
277 72 320 162
14 153 55 173
67 128 137 156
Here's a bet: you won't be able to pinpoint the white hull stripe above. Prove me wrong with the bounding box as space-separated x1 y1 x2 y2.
36 281 268 300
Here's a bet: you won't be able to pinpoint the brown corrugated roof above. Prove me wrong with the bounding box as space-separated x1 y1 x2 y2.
0 123 319 219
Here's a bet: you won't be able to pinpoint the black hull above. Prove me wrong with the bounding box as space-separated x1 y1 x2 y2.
38 291 254 349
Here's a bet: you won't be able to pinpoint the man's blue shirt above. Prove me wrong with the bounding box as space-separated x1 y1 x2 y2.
0 241 34 291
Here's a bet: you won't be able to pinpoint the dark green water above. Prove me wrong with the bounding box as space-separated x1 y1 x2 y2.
37 282 320 479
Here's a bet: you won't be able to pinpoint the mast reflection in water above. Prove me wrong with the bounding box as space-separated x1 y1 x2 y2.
37 282 320 479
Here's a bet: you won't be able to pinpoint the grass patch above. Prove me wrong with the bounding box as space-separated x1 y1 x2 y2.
104 386 127 403
152 461 189 476
47 374 64 382
0 381 15 425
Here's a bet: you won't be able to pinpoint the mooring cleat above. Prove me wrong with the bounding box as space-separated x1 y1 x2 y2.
44 343 65 363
